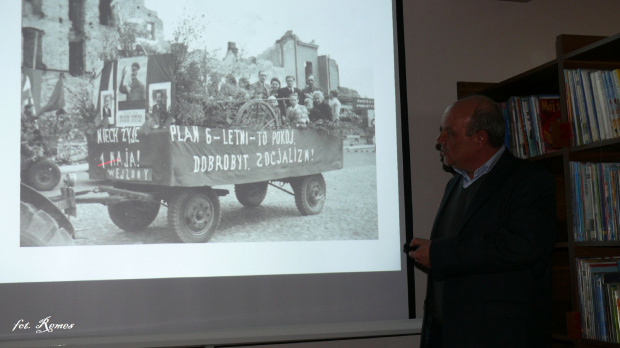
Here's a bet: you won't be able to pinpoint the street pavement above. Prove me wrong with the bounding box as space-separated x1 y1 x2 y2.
44 147 378 245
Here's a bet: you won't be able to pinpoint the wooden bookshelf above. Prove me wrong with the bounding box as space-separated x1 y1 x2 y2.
458 33 620 348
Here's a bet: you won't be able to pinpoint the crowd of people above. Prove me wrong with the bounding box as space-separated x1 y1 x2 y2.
247 70 341 127
145 69 345 130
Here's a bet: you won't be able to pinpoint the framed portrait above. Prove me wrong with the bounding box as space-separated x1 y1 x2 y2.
148 82 171 125
100 90 115 126
149 83 170 113
117 57 148 127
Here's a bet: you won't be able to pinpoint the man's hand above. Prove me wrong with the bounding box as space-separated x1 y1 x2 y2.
409 238 431 269
119 67 128 89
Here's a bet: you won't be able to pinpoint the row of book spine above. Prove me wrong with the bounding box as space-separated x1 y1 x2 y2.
499 95 561 159
570 162 620 242
577 257 620 343
565 69 620 146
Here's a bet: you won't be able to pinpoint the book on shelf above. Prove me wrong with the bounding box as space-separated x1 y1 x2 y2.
499 102 512 151
565 68 620 146
520 97 538 157
537 96 562 154
581 69 602 142
507 96 529 158
577 257 620 343
591 70 613 140
606 69 620 137
572 69 594 144
570 162 620 241
603 272 620 343
499 95 562 158
571 161 584 241
566 70 582 146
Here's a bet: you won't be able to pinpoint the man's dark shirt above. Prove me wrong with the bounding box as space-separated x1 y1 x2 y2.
120 78 145 101
309 102 333 122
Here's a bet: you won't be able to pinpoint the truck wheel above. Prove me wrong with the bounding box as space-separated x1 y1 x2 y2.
235 182 268 207
27 159 61 191
292 174 326 215
20 202 73 247
234 100 280 129
108 200 161 232
168 188 220 243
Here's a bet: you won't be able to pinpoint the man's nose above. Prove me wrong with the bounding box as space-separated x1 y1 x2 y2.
437 131 445 144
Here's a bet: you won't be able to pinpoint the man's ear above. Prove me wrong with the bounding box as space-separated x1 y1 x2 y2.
476 130 489 145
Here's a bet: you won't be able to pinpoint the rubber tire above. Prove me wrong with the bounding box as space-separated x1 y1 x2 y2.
20 202 73 247
108 200 161 232
167 188 221 243
27 159 61 191
235 182 268 207
292 174 326 215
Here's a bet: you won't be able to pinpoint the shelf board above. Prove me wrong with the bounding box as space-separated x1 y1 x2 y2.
562 32 620 63
574 241 620 248
563 60 620 70
557 34 607 56
527 149 565 163
569 137 620 162
456 81 496 99
572 136 620 151
579 338 620 347
458 60 560 102
573 243 620 258
552 333 575 342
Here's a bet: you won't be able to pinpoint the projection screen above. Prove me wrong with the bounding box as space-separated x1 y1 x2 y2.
1 0 414 345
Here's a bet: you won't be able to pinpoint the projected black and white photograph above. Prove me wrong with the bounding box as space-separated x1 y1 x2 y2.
20 0 380 247
10 0 401 283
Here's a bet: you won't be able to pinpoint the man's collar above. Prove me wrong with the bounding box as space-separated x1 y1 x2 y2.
453 146 505 188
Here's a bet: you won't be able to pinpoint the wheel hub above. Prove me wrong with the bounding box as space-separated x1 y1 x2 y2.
307 180 325 206
185 196 213 233
35 168 53 183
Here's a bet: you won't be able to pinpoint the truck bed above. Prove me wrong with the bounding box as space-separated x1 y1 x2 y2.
88 126 343 187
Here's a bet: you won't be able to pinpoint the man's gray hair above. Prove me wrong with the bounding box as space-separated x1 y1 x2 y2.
464 95 505 148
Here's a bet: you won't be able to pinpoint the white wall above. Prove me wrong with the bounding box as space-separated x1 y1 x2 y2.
403 0 620 346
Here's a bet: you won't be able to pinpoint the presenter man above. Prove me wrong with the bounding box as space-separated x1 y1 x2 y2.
408 95 557 348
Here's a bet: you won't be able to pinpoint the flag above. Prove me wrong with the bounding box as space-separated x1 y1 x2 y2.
22 68 42 114
21 74 35 115
36 74 65 117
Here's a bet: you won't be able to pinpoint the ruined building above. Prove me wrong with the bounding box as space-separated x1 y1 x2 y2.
258 30 340 93
21 0 167 158
22 0 165 75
